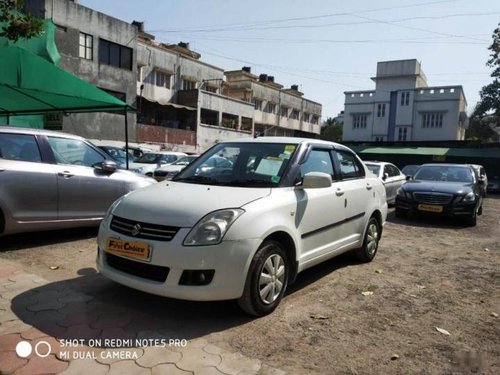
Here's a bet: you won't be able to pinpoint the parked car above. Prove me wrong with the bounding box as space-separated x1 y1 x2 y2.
364 161 406 204
401 164 420 177
487 174 500 193
469 164 488 197
153 155 199 181
395 163 483 226
97 137 388 316
0 126 156 236
97 145 130 168
130 151 187 176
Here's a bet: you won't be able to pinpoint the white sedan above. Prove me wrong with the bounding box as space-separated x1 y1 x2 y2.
97 137 388 316
364 161 406 205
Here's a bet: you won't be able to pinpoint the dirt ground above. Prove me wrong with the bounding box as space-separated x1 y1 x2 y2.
1 196 499 374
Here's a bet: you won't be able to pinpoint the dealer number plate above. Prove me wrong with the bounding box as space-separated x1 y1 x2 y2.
105 238 151 261
417 204 443 213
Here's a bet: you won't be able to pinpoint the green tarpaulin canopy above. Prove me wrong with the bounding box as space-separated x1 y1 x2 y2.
0 45 131 115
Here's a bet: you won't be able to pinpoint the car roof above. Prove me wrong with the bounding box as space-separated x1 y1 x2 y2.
420 163 471 168
0 125 85 141
220 136 352 151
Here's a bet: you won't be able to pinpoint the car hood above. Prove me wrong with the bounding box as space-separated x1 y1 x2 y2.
111 181 271 227
403 180 474 194
157 165 184 173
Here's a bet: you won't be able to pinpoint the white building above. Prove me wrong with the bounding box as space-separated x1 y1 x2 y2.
343 59 467 142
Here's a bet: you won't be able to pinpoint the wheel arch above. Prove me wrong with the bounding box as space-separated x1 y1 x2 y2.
262 231 298 284
368 209 383 239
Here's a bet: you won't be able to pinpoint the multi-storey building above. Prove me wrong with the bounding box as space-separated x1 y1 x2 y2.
24 0 322 152
25 0 138 141
343 59 467 142
224 68 322 137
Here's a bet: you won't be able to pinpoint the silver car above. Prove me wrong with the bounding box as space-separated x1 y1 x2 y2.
364 161 406 205
0 126 156 235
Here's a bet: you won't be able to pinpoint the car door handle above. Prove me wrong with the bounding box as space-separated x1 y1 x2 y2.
335 188 344 196
58 171 74 178
366 183 373 190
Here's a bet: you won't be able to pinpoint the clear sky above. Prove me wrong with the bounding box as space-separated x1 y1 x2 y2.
80 0 499 121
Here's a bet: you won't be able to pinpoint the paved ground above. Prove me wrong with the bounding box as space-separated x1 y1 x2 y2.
0 259 286 375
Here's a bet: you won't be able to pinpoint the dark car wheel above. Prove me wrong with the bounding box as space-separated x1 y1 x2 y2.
354 217 381 263
238 240 288 317
465 209 477 227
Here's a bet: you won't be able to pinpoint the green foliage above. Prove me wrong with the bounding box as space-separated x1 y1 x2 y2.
320 117 343 142
470 23 500 140
465 115 498 142
0 0 43 42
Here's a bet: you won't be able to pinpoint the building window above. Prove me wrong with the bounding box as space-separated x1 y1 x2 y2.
79 32 93 60
253 99 262 111
377 103 386 117
155 71 171 88
264 102 276 114
397 127 408 141
375 136 384 142
280 106 289 117
311 115 319 125
422 112 443 128
352 114 367 129
400 91 410 106
99 39 132 70
182 80 196 90
303 113 310 123
290 109 299 120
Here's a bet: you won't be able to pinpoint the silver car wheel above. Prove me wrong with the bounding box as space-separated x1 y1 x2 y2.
366 222 379 257
259 254 286 305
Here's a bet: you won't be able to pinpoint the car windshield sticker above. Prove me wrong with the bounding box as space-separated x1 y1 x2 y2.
255 158 283 176
271 175 281 183
279 153 291 159
284 145 296 154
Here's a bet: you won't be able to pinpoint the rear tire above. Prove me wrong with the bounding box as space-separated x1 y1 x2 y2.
354 217 381 263
238 240 288 317
465 210 477 227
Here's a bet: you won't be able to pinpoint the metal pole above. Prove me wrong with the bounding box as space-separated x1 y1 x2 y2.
124 108 129 169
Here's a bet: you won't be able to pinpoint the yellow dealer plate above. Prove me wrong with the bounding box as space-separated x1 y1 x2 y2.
105 238 151 261
417 204 443 213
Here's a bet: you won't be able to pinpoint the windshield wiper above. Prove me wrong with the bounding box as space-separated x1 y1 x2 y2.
174 175 220 185
227 179 273 187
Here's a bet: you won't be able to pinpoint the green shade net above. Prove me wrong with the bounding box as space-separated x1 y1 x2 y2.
0 45 129 116
0 18 61 65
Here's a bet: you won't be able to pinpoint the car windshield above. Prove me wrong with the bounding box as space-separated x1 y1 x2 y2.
135 153 163 163
173 156 196 165
173 142 297 187
101 147 127 159
365 164 381 176
414 166 473 183
402 165 420 176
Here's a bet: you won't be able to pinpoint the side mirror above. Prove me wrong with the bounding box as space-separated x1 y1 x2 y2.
406 175 412 181
97 160 117 173
299 172 332 189
382 173 389 181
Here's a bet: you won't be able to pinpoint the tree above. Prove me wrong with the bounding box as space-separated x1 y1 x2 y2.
470 23 500 140
320 117 343 142
0 0 43 42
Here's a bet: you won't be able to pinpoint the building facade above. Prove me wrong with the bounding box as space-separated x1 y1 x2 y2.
224 68 322 138
25 0 138 141
24 0 322 152
343 59 467 142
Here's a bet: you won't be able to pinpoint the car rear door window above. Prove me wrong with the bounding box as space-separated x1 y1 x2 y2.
0 133 41 163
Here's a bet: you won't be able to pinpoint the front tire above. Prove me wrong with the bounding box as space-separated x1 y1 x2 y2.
238 240 288 316
354 217 381 263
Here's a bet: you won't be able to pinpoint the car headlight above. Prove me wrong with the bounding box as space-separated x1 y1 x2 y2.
462 192 475 202
184 209 244 246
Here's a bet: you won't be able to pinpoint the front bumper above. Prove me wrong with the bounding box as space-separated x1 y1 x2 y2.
97 222 260 301
395 196 477 217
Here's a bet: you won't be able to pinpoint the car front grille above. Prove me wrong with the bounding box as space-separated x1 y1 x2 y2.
105 252 169 282
413 192 453 205
110 216 179 241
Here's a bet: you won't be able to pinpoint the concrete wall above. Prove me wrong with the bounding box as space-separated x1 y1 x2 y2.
197 124 252 152
26 0 138 141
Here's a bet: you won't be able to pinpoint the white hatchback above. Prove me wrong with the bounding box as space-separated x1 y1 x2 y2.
97 137 388 316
